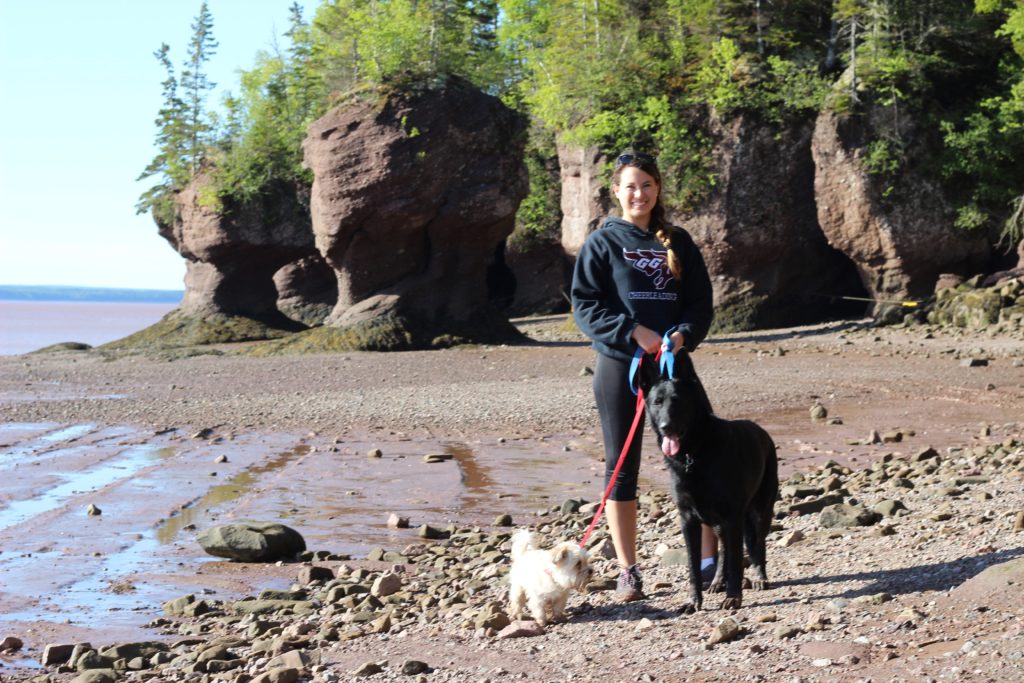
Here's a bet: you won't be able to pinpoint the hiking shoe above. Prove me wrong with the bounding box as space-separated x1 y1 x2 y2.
701 561 717 588
615 564 645 602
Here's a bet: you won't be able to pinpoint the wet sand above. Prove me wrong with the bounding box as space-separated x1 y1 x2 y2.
1 318 1022 671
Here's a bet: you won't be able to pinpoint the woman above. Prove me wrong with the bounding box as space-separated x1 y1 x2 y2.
571 151 715 602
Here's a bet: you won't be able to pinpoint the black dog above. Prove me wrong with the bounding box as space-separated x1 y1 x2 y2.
638 351 778 612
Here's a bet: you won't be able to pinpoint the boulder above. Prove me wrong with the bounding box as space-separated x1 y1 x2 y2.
274 254 337 326
812 107 989 312
197 522 306 562
302 75 529 349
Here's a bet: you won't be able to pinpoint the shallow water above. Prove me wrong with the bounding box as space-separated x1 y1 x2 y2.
0 422 619 642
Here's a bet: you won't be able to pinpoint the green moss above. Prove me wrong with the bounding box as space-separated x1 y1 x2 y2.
710 295 771 334
28 341 93 354
102 311 295 351
244 310 524 356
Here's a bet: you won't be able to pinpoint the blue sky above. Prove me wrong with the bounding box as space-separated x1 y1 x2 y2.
0 0 314 290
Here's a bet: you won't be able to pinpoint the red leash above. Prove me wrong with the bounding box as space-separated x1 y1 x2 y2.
579 350 658 548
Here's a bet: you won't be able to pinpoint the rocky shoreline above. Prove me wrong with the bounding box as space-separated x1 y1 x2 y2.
1 317 1023 682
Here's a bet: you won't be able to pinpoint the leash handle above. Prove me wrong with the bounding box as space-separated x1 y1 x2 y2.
659 331 675 379
580 387 646 548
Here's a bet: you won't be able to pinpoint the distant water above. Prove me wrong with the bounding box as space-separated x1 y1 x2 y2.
0 301 177 355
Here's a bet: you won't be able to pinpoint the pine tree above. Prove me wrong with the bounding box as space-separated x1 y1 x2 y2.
136 43 189 220
179 1 219 176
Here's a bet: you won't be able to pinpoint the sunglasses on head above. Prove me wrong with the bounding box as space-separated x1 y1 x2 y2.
614 153 657 169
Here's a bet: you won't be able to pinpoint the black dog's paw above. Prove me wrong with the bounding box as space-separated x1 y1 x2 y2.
751 578 769 591
720 595 742 610
707 578 724 593
678 602 700 615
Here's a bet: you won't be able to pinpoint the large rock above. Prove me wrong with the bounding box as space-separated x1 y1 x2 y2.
274 254 337 326
159 175 317 328
505 237 570 315
558 143 612 258
302 76 529 348
812 107 989 311
679 113 866 330
197 522 306 562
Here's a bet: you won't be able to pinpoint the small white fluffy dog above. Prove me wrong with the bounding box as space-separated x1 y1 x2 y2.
508 529 592 626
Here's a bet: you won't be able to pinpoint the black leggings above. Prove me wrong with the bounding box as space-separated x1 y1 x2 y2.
593 352 644 502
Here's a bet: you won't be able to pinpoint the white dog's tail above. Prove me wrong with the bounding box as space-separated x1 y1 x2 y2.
511 529 535 560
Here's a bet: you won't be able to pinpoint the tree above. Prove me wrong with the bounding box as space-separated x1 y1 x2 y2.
136 43 189 221
180 1 219 176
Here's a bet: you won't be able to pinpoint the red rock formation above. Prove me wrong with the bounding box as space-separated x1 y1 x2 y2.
158 173 314 328
303 77 528 339
812 108 989 308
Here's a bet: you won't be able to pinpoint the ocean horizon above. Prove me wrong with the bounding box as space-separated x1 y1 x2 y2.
0 284 184 304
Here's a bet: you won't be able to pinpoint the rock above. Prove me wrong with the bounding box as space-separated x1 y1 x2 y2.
99 642 169 662
353 661 385 677
387 513 410 529
252 667 301 683
371 573 403 598
268 649 319 671
810 403 828 420
401 660 430 675
659 548 689 566
42 643 76 666
911 447 940 462
273 254 337 326
417 524 450 540
774 625 802 640
493 513 514 527
789 493 844 515
708 617 742 645
368 448 383 459
162 594 196 616
69 670 117 683
811 108 988 317
853 592 893 606
819 504 881 528
150 168 315 335
777 530 806 547
1015 511 1024 532
558 144 613 258
0 636 22 651
423 453 453 463
497 620 546 638
872 500 907 517
303 75 528 349
86 503 101 516
297 566 334 585
197 522 306 562
960 357 989 367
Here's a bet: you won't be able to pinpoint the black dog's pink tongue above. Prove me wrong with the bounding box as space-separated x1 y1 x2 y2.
662 436 680 457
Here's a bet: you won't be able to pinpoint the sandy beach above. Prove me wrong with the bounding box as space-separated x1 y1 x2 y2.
1 316 1022 681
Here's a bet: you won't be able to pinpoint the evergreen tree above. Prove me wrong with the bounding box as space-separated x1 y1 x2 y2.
136 43 189 222
180 1 219 176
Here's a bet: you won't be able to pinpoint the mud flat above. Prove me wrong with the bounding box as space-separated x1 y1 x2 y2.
0 317 1022 681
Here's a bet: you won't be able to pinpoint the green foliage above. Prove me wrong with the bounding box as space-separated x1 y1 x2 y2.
137 3 218 224
511 128 561 245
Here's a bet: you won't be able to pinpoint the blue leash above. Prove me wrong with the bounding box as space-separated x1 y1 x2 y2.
628 331 677 395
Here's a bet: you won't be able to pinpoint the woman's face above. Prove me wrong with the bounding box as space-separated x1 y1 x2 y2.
613 166 660 229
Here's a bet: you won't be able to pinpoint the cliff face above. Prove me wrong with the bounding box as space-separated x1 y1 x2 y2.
556 107 995 330
812 108 990 309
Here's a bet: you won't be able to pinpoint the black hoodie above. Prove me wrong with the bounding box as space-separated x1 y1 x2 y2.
571 216 714 362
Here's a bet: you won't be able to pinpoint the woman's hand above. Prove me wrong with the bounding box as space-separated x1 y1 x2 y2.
669 331 687 354
631 324 663 354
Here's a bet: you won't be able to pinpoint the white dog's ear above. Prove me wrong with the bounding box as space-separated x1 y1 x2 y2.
553 545 570 564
